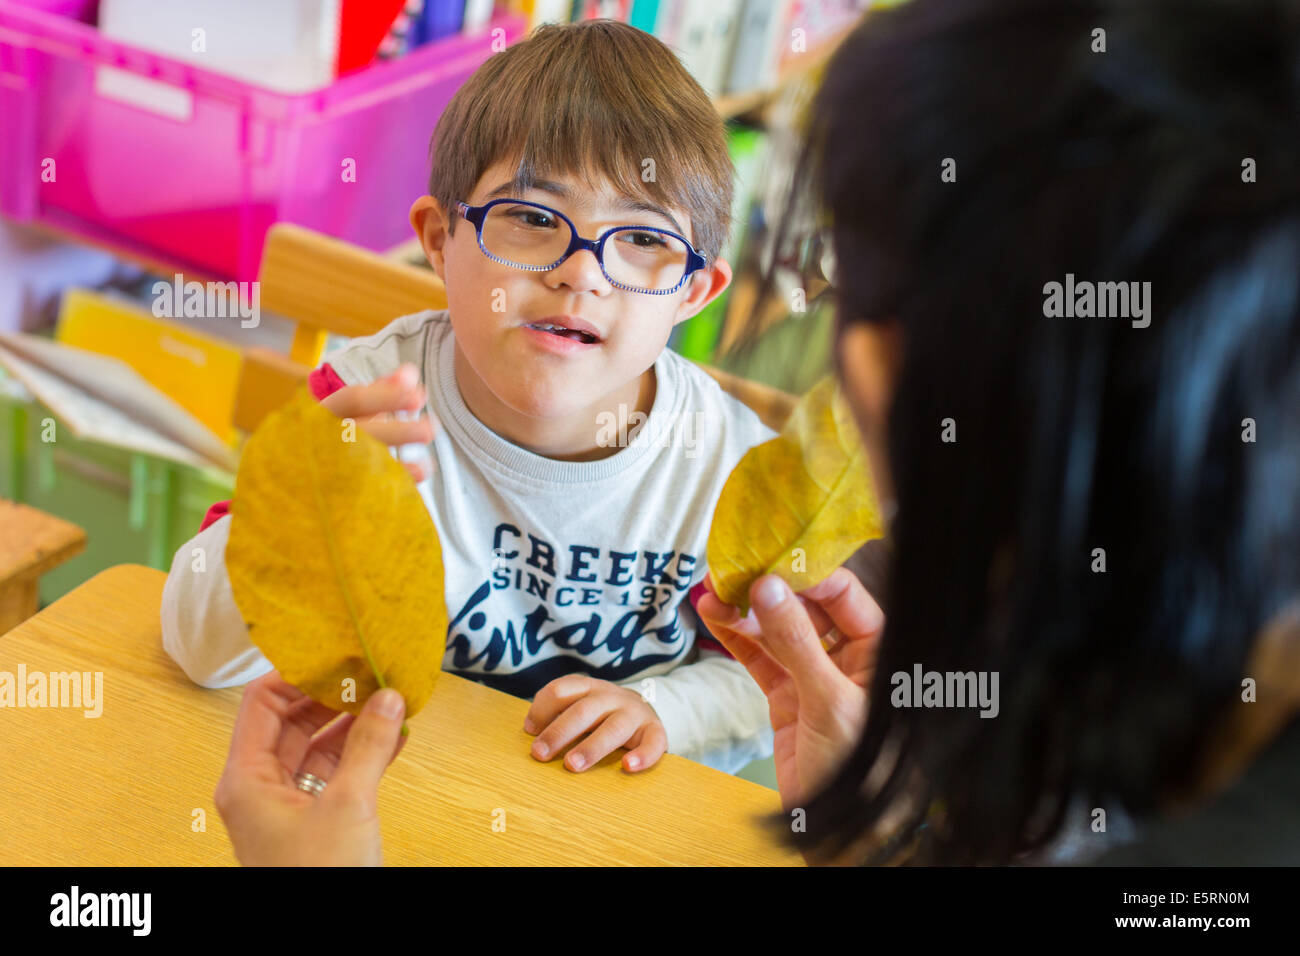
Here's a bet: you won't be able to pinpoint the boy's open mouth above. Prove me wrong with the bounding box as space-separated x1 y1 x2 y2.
523 322 601 344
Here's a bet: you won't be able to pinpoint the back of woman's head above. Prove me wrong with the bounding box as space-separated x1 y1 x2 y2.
793 0 1300 863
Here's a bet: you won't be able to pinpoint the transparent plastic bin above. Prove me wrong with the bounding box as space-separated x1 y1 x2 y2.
0 1 524 279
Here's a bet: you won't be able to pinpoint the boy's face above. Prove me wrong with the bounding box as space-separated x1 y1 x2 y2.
410 159 731 426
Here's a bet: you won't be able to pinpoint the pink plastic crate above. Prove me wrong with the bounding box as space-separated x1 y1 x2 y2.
0 1 524 279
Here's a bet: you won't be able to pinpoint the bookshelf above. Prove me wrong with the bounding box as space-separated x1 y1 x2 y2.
713 23 856 121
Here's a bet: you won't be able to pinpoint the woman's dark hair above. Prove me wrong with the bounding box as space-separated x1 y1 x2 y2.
766 0 1300 864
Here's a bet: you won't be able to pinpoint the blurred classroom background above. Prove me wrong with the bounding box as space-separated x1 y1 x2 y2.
0 0 883 784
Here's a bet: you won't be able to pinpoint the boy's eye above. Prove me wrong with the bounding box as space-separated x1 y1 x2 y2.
504 207 557 229
617 229 668 248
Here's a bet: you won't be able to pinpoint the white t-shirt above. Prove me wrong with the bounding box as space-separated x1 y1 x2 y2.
161 309 778 772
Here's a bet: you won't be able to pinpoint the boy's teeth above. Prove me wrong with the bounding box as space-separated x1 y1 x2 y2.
529 323 595 342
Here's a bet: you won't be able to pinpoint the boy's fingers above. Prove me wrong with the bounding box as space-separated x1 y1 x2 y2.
563 711 638 772
358 415 437 447
524 675 593 732
623 723 668 772
530 696 611 761
320 382 418 419
320 370 426 420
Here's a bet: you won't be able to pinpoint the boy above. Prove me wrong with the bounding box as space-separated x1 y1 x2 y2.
162 19 778 775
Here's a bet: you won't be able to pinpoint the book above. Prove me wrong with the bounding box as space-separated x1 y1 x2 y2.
336 0 408 74
0 334 238 473
669 123 770 361
523 0 575 27
423 0 465 42
777 0 867 73
576 0 633 20
663 0 742 97
628 0 661 33
463 0 497 34
55 289 244 447
725 0 792 95
98 0 343 94
377 0 425 59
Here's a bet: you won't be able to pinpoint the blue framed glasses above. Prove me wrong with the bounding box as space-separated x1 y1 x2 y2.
457 197 707 295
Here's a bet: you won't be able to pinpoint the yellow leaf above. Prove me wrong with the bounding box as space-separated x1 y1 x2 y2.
226 387 446 720
706 373 883 614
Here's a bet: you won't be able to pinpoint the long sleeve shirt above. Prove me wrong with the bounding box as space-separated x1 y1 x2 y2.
161 308 778 773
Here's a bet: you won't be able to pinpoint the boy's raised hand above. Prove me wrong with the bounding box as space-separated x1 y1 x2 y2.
318 363 439 482
524 676 668 773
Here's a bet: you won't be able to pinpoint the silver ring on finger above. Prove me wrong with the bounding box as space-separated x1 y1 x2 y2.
293 770 327 797
820 625 844 650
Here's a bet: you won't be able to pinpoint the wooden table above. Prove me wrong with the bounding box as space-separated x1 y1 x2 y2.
0 499 86 635
0 564 801 865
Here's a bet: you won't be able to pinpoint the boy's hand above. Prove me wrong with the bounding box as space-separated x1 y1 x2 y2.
524 676 668 773
318 363 439 482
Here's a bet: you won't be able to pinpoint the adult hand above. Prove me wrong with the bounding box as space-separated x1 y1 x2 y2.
696 568 884 811
214 671 407 866
319 362 438 482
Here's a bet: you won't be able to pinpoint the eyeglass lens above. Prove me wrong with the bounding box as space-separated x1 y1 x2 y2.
481 202 689 292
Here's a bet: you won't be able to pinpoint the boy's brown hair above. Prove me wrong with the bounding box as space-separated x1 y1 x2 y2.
428 19 734 265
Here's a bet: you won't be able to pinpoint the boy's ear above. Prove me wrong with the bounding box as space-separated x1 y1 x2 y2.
409 195 451 281
673 257 733 325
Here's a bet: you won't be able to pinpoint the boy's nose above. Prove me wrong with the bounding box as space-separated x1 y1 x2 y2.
545 249 611 294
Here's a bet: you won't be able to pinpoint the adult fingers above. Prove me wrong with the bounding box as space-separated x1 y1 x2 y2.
325 689 406 807
749 574 853 706
696 591 789 694
274 695 346 773
702 573 834 638
225 671 294 769
797 567 885 642
292 713 356 780
834 637 879 688
295 709 408 785
217 672 301 815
